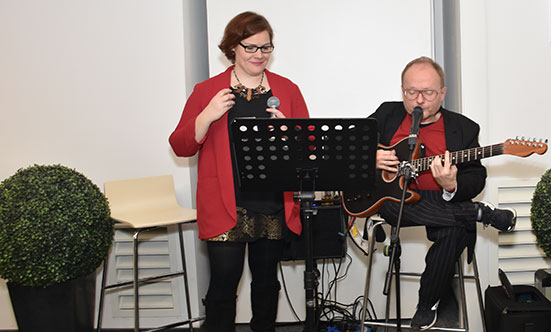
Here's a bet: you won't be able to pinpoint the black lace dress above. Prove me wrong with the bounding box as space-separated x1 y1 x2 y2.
207 87 286 242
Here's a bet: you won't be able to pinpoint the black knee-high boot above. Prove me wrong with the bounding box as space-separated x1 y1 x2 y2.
250 282 281 332
203 296 237 332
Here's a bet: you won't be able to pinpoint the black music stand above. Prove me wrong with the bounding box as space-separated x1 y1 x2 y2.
230 117 377 332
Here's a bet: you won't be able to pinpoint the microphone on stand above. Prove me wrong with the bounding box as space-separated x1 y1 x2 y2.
408 106 423 148
267 96 280 118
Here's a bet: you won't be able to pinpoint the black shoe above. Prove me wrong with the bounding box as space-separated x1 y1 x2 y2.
476 202 516 232
410 301 438 331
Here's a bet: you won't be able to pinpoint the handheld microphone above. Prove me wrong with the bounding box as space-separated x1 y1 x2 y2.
267 96 280 118
408 106 423 146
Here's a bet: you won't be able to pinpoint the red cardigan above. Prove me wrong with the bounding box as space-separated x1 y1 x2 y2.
169 66 310 239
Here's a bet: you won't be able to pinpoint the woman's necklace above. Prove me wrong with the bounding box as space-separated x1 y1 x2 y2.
232 69 266 102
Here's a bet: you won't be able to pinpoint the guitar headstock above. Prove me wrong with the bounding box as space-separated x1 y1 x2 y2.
503 137 548 157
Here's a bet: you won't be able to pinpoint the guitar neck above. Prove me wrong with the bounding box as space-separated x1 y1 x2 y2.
413 143 504 172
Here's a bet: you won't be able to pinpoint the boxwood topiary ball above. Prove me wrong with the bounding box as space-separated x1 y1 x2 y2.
0 164 113 287
531 169 551 258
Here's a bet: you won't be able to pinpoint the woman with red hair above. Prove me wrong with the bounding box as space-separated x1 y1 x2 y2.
170 11 309 332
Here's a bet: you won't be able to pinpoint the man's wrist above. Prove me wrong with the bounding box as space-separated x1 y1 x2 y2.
442 185 457 201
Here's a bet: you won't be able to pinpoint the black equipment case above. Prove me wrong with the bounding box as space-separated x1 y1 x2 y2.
281 202 347 261
485 284 551 332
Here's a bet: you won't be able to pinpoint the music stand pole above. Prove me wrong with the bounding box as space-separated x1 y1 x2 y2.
293 170 318 332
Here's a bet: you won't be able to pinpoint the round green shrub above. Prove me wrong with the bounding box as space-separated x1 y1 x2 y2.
531 169 551 258
0 164 113 287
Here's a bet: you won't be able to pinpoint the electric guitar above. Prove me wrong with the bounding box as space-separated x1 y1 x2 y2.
342 137 548 218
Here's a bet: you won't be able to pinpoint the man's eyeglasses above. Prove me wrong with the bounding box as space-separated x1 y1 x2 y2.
403 88 441 101
239 42 274 54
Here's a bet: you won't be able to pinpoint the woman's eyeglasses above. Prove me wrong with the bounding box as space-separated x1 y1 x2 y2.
239 42 274 54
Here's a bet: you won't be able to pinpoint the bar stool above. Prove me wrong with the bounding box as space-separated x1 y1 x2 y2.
358 216 487 332
96 175 202 332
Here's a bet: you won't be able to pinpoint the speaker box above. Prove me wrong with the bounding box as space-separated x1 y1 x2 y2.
485 285 551 332
281 203 347 261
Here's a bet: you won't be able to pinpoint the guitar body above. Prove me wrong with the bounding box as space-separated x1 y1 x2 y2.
342 137 422 218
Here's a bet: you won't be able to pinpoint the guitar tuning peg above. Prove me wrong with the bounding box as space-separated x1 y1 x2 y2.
521 136 525 140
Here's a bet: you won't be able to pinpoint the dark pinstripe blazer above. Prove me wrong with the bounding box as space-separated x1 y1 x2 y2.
369 101 487 203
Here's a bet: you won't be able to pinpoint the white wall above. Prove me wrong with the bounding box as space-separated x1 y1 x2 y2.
0 1 194 188
207 1 434 118
485 0 551 176
460 0 551 275
461 0 551 182
0 0 205 329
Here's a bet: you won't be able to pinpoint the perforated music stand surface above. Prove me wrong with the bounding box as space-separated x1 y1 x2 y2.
230 118 378 192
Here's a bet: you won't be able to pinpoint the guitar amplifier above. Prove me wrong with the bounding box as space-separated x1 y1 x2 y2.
485 285 551 332
281 202 347 261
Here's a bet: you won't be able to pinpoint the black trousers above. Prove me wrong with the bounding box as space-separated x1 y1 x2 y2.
204 238 283 332
379 190 478 307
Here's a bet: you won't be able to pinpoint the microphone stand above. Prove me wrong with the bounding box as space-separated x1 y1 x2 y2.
382 134 418 331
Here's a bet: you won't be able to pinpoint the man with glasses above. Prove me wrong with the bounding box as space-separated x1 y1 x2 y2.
368 56 516 330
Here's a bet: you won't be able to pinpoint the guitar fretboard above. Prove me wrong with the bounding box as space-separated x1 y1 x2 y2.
413 144 504 173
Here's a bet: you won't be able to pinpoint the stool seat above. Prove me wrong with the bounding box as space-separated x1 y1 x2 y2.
107 175 196 228
97 175 202 332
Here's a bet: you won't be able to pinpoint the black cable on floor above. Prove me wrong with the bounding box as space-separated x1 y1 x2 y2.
278 262 303 325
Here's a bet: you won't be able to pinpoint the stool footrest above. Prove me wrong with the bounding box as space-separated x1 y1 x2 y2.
143 315 205 332
104 270 185 290
394 271 479 280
